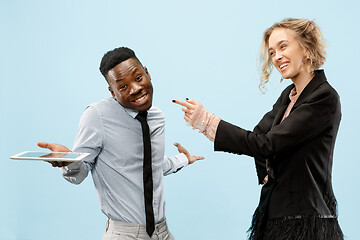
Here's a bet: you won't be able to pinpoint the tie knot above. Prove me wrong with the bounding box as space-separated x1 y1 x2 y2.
136 111 148 122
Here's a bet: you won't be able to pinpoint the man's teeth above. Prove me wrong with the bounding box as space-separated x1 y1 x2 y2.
134 95 146 102
280 63 288 69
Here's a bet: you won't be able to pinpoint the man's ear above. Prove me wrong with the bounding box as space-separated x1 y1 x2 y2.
144 66 151 80
108 86 116 100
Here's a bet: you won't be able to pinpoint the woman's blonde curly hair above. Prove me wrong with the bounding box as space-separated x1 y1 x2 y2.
259 18 327 92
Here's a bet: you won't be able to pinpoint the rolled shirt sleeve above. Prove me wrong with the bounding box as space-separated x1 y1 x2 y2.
162 153 189 176
60 105 103 184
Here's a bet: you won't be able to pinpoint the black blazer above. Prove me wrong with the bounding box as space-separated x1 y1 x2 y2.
214 70 341 219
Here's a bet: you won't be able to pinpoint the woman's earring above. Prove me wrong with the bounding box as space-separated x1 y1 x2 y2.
306 56 313 74
280 76 284 82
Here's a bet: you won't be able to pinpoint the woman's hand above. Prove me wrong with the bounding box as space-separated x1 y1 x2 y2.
263 175 269 184
172 98 211 132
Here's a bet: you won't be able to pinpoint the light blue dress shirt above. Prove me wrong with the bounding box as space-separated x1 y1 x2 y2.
60 98 188 224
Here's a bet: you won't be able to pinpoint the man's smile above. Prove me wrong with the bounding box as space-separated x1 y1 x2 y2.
132 92 148 105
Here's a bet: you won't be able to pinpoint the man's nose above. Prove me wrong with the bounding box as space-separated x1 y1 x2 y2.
129 84 141 95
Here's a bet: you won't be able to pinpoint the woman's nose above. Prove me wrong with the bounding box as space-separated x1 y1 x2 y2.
275 52 282 61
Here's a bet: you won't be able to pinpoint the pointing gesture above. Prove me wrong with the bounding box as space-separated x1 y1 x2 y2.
172 98 211 132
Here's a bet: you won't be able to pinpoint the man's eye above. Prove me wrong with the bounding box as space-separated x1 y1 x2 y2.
135 75 142 81
119 85 127 90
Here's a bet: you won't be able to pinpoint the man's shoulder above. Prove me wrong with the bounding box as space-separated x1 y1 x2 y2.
88 98 116 108
81 98 124 119
148 105 165 121
85 98 121 113
149 105 162 113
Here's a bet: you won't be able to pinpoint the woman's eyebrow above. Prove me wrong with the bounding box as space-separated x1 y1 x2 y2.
269 40 289 51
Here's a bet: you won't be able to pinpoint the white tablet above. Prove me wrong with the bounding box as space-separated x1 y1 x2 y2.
10 151 90 162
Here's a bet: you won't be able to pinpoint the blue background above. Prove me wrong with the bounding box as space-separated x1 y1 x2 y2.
1 0 359 239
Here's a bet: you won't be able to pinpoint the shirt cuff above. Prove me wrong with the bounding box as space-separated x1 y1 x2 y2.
205 115 221 142
173 153 189 172
59 160 83 175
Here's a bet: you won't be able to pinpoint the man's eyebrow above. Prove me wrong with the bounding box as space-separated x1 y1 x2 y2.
131 67 140 76
115 77 124 82
114 67 141 82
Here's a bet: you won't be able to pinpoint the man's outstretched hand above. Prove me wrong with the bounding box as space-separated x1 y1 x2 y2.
173 142 204 164
37 142 73 167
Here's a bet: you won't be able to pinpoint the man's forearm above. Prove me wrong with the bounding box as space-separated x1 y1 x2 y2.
60 161 89 184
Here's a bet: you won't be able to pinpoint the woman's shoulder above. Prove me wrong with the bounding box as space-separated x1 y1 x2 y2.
312 80 340 105
311 70 340 100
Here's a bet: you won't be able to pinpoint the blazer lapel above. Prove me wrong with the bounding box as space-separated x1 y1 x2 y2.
270 69 327 128
292 70 328 109
272 104 288 128
271 84 293 128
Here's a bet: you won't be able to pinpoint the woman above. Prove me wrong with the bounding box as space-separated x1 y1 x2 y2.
173 18 343 240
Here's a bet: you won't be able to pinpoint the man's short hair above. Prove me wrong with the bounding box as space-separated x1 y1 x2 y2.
99 47 142 80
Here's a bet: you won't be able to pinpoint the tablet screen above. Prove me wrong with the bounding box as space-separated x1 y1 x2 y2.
20 152 82 159
10 151 89 161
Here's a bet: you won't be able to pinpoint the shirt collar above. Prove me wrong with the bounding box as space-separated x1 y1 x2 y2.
111 98 151 119
124 107 140 119
289 87 300 103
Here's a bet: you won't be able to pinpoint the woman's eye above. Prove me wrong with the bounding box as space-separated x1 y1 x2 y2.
280 44 287 49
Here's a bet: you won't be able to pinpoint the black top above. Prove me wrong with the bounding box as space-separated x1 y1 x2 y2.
214 70 341 219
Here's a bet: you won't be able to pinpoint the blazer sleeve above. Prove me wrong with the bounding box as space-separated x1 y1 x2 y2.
251 92 287 183
214 85 339 162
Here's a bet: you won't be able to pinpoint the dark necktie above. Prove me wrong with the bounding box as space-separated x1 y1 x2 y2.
135 111 155 237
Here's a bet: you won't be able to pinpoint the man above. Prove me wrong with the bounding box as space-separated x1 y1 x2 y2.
38 47 203 240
